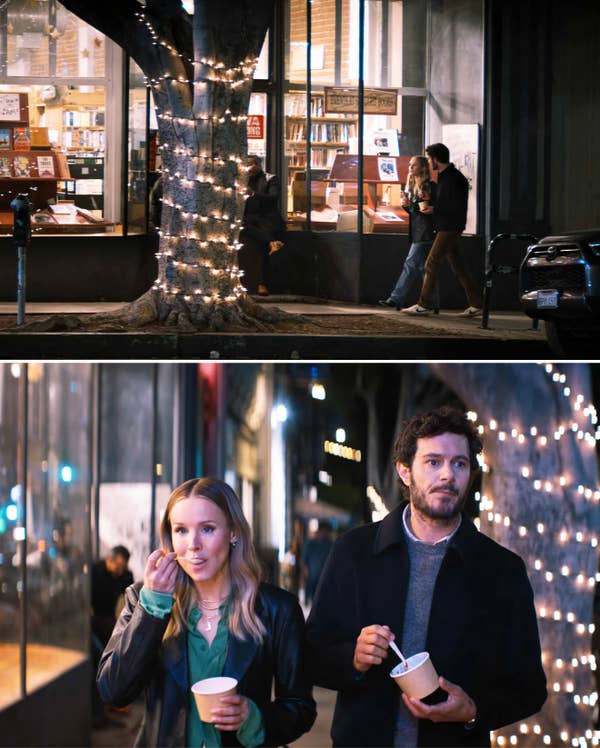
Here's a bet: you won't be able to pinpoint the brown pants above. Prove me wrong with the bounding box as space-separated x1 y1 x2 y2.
419 230 482 309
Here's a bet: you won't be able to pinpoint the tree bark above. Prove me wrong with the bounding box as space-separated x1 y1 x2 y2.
42 0 292 332
434 363 598 745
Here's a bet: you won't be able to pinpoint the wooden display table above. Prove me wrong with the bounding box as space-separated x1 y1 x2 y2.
0 209 114 234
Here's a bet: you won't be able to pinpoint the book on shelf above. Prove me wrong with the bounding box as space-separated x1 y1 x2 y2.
13 154 31 177
36 155 55 177
0 156 11 176
0 129 11 149
13 127 31 151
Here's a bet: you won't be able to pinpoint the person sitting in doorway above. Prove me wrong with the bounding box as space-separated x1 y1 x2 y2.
239 155 286 296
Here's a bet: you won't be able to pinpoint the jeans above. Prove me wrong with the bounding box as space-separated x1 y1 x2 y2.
389 241 440 308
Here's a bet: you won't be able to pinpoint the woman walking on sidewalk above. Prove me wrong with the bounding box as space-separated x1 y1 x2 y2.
379 155 439 312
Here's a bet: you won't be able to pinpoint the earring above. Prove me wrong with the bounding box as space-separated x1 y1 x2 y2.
231 538 238 548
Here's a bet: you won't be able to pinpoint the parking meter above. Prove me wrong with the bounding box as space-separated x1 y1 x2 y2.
11 193 31 245
10 193 31 325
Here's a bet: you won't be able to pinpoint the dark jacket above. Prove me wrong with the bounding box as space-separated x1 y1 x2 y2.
243 172 286 240
433 163 469 232
404 179 437 243
98 582 316 747
306 503 546 748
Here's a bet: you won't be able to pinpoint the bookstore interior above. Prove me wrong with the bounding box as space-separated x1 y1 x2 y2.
0 0 481 240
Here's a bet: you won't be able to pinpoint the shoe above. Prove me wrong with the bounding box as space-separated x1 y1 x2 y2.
257 284 269 297
460 306 482 317
378 298 399 310
401 304 433 315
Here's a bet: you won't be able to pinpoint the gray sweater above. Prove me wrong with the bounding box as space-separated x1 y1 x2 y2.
393 511 458 747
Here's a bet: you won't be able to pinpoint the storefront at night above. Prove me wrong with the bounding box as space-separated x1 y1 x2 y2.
0 1 594 307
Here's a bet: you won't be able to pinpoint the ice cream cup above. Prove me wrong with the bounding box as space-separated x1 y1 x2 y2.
390 651 439 700
191 676 238 722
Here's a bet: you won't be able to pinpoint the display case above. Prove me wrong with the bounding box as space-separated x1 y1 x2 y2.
288 154 413 233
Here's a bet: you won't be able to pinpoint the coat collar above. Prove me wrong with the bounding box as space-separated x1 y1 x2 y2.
373 500 480 564
162 609 261 691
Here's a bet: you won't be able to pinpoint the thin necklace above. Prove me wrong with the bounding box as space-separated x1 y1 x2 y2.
199 609 221 632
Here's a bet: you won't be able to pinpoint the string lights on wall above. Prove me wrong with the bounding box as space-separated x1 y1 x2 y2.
466 363 599 748
132 8 261 305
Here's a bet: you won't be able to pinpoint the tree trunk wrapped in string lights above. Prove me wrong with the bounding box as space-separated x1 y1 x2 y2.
56 0 288 331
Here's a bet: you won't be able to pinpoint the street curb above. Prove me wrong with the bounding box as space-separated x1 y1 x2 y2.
0 332 553 360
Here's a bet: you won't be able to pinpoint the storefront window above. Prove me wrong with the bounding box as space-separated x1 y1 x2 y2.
283 0 465 235
0 364 23 710
0 2 128 236
25 363 91 685
127 61 149 235
0 363 91 711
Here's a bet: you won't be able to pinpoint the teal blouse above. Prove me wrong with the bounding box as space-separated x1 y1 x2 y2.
140 587 265 748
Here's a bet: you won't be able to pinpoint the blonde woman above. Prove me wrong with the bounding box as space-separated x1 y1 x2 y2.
97 477 316 747
379 155 439 311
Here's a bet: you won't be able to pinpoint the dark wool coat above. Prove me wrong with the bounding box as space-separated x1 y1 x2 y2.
98 582 316 747
306 503 547 747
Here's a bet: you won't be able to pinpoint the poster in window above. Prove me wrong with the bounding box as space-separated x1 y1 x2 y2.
377 157 399 182
441 124 479 235
0 156 11 177
13 127 31 150
13 155 31 177
0 129 11 149
36 156 55 177
0 93 23 122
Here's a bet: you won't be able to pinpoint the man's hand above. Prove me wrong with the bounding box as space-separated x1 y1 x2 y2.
352 624 394 673
402 676 477 723
143 549 178 594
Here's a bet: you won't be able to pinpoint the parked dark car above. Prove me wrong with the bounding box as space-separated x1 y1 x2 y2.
519 229 600 355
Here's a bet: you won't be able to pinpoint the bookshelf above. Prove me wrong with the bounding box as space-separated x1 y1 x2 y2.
285 92 358 175
0 92 69 213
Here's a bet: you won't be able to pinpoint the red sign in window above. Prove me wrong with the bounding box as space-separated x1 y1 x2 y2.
247 114 264 139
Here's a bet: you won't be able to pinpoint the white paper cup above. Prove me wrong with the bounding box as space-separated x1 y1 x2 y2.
390 652 439 699
418 201 429 211
191 676 238 722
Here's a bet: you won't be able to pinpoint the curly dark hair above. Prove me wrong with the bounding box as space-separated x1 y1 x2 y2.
393 406 482 473
425 142 450 164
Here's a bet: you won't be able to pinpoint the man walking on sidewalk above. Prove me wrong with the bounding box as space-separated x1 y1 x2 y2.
402 143 482 317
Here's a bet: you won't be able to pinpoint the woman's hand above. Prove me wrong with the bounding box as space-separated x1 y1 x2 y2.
210 694 250 731
143 549 178 594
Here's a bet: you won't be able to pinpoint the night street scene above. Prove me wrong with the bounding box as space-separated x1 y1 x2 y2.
0 0 598 359
0 362 598 747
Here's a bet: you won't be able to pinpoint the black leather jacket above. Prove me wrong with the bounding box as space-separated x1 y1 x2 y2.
98 582 316 747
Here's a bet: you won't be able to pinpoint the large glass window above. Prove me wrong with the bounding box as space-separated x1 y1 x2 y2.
284 0 481 235
0 1 126 235
0 363 91 711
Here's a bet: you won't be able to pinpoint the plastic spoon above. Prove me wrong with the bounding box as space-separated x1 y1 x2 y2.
389 639 409 671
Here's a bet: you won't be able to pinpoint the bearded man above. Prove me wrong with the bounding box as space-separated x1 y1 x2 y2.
306 407 546 747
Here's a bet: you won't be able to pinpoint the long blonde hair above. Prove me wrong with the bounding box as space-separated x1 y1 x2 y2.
406 156 431 196
159 477 266 643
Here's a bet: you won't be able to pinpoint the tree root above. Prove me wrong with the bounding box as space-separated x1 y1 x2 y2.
7 290 311 333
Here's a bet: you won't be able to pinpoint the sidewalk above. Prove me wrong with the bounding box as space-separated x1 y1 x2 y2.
0 296 552 360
